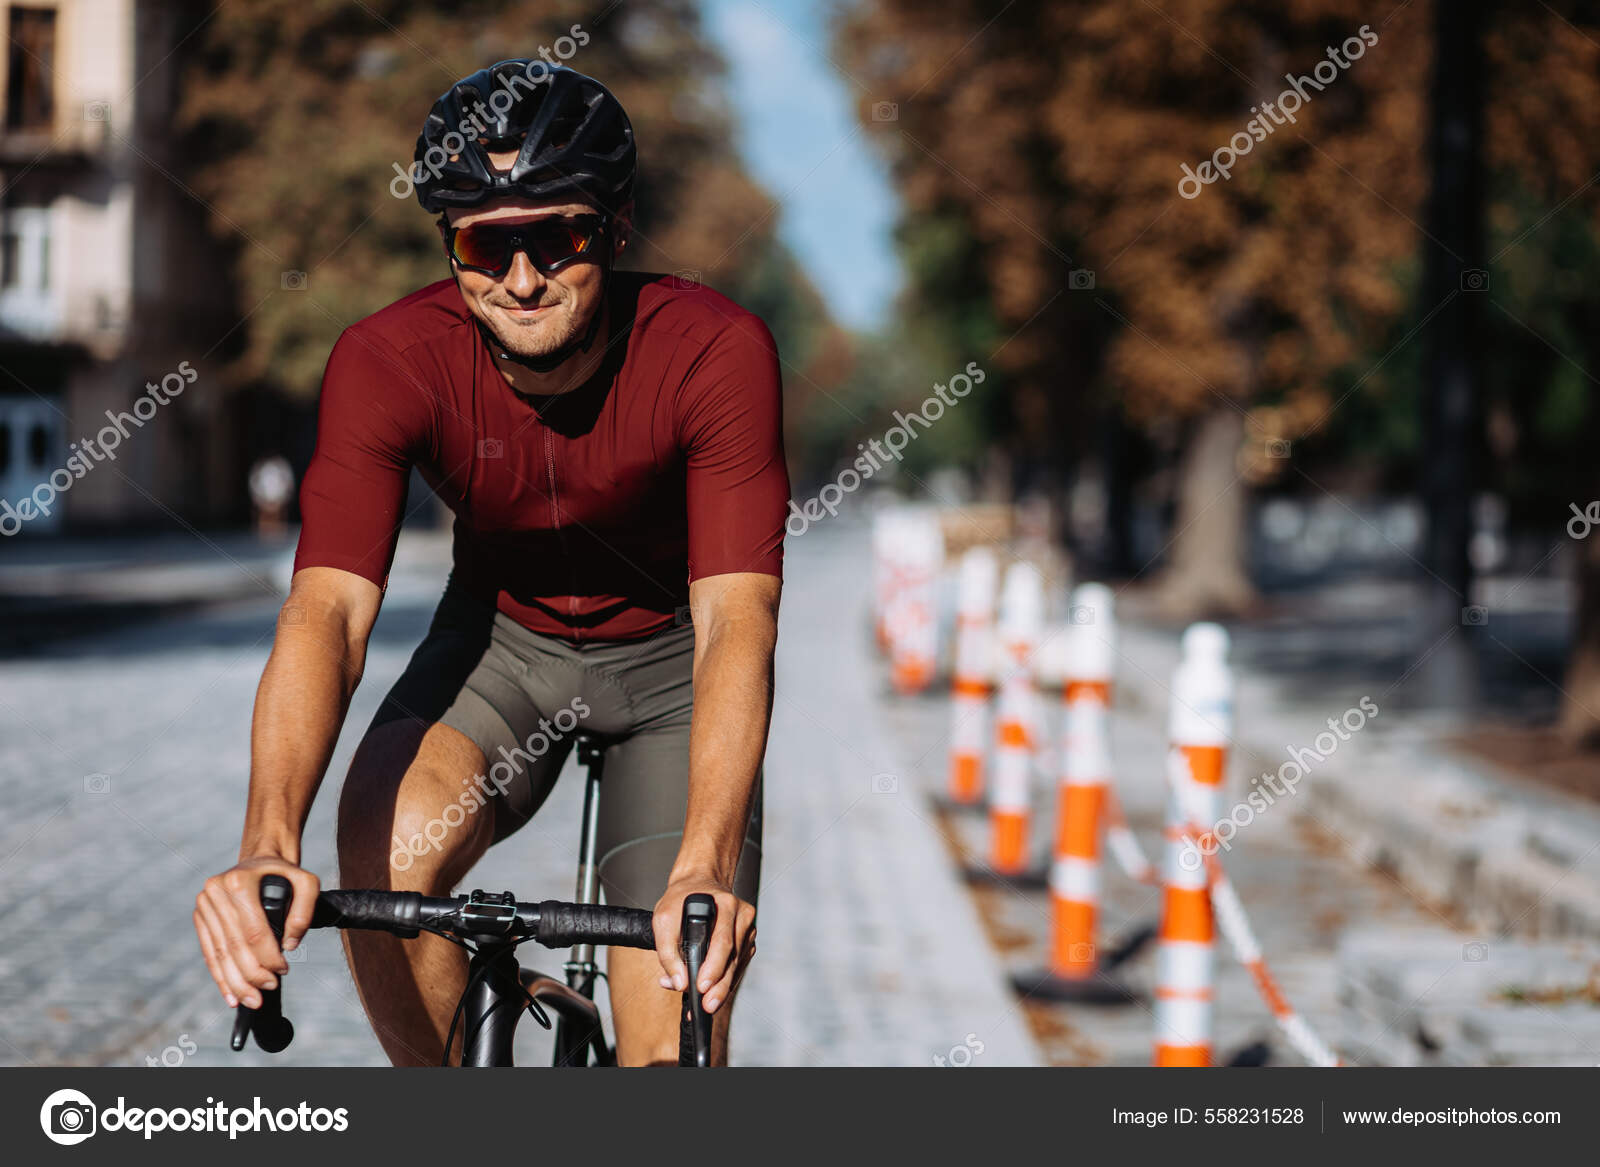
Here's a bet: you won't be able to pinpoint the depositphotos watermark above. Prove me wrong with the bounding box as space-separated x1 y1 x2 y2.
388 31 590 200
1 361 198 535
933 1033 985 1067
391 697 590 870
143 1033 197 1068
1179 696 1378 869
1178 25 1379 199
786 360 986 536
1568 501 1600 539
39 1088 348 1145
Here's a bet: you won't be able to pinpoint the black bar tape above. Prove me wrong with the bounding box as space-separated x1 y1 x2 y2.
313 890 422 937
534 901 655 949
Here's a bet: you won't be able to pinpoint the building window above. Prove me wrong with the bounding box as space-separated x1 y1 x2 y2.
0 208 50 293
6 6 57 132
0 421 10 477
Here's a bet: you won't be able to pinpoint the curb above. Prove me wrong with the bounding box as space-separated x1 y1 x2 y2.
1113 621 1600 943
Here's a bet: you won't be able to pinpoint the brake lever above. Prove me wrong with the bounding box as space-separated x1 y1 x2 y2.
679 894 716 1068
229 874 295 1053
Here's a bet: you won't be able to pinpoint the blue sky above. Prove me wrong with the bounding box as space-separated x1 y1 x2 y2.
699 0 901 332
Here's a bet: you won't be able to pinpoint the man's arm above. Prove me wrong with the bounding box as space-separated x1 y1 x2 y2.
193 567 381 1009
197 323 420 1008
651 570 779 1013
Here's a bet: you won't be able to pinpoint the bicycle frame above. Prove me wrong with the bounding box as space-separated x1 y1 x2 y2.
454 934 612 1066
460 735 614 1067
231 734 710 1068
458 937 528 1066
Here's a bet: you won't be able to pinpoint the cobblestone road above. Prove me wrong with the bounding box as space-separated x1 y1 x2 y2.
0 522 1038 1068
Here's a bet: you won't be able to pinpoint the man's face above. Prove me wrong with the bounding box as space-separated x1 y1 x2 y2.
444 195 628 360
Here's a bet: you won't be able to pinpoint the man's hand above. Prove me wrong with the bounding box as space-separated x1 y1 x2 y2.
651 873 756 1014
194 856 321 1010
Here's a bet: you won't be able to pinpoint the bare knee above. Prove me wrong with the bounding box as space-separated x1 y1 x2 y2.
337 720 491 892
607 946 737 1067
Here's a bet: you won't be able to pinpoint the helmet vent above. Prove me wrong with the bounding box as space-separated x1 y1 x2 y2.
544 112 582 153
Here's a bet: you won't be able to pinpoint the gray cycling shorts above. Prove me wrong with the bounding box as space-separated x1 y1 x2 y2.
368 579 762 910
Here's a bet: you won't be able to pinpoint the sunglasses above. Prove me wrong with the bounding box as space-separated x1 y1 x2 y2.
443 215 607 277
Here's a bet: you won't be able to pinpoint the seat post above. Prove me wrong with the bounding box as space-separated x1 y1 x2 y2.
551 736 610 1065
567 734 606 989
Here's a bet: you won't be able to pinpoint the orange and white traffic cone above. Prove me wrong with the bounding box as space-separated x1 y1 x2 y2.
965 561 1046 886
886 512 942 694
1012 584 1149 1002
871 510 898 654
943 548 998 809
872 508 921 658
1153 623 1233 1067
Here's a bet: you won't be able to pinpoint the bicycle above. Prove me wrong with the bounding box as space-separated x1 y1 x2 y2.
229 734 717 1067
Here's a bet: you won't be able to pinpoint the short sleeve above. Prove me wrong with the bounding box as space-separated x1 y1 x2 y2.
292 328 433 588
679 314 789 582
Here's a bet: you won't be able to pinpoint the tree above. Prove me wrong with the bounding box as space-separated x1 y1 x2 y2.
177 0 849 433
838 0 1432 615
1416 0 1487 707
1482 1 1600 742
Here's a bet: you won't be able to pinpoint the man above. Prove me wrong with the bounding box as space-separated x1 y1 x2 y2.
193 63 786 1066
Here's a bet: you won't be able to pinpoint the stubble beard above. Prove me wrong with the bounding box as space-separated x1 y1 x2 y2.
484 298 584 358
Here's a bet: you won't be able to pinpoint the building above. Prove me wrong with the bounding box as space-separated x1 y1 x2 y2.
0 0 235 535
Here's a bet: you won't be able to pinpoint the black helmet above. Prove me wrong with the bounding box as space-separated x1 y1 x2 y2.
413 63 635 216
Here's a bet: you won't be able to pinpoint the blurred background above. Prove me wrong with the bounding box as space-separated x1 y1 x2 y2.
5 0 1600 1068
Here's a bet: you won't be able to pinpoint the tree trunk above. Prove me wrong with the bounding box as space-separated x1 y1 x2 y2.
1152 407 1257 620
1412 0 1488 710
1559 534 1600 746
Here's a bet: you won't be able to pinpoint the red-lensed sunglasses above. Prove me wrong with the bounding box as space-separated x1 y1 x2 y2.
442 215 607 277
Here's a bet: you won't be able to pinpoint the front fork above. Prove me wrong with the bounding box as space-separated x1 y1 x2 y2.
460 940 526 1067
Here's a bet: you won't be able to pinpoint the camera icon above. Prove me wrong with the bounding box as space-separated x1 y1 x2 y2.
1068 268 1096 291
1266 438 1292 459
870 101 898 122
1461 605 1488 626
871 773 899 794
671 270 701 290
1463 941 1489 962
477 438 504 459
281 270 308 291
1459 268 1489 292
82 100 110 123
1068 942 1096 962
284 940 307 964
279 604 306 627
1069 605 1095 626
674 605 694 627
54 1101 94 1134
933 1033 984 1067
41 1089 97 1145
83 773 111 796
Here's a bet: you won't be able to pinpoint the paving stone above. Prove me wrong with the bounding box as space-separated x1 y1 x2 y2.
882 592 1471 1066
1 523 1039 1067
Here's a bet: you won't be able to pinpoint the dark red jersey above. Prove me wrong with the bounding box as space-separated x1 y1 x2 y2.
293 272 788 642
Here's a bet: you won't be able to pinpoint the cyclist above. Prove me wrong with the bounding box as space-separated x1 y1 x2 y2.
193 63 785 1067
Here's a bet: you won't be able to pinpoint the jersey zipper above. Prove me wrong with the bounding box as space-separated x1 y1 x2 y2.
543 426 582 643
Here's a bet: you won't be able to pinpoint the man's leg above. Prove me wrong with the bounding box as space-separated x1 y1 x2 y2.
607 945 745 1066
335 717 495 1066
593 723 763 1066
334 580 581 1064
